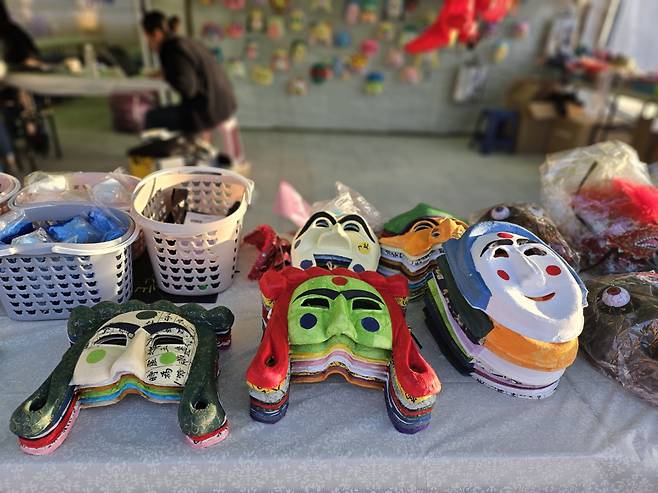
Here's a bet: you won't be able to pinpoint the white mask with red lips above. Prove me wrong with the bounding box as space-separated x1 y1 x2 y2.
471 231 584 343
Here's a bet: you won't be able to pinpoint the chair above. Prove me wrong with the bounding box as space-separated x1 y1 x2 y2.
471 108 519 154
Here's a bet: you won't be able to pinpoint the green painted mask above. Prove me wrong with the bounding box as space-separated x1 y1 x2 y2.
288 275 392 351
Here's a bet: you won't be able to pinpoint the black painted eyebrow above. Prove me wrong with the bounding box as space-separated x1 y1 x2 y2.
295 211 337 238
337 214 376 242
293 288 341 302
101 322 140 334
480 239 513 257
143 322 192 336
341 289 384 303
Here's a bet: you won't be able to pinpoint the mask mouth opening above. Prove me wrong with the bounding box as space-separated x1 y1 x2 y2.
313 254 352 269
525 293 556 302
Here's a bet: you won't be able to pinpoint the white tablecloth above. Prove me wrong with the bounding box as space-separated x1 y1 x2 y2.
4 73 169 96
0 250 657 492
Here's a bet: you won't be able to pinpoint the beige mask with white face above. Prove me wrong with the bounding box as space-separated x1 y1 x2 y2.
72 310 198 388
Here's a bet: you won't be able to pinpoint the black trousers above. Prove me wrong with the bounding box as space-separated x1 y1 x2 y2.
144 105 184 132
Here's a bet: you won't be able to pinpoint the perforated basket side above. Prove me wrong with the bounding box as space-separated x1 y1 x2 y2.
0 244 133 321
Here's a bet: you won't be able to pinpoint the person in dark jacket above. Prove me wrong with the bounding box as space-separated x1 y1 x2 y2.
141 10 237 137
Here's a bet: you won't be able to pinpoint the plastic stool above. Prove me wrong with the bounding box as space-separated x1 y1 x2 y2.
471 109 519 154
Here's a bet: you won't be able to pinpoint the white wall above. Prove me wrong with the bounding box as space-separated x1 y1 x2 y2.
181 0 566 133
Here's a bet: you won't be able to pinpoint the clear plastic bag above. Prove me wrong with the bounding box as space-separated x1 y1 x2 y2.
311 181 383 231
540 141 658 273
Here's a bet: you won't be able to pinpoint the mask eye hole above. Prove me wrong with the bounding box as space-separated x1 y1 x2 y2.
412 221 433 232
601 286 631 308
314 218 331 228
493 248 508 258
352 298 381 310
96 334 128 346
491 206 510 220
430 229 441 238
153 335 185 346
301 297 330 309
524 247 547 257
342 222 361 233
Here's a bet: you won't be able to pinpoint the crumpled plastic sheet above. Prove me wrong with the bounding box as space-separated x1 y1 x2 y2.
310 181 383 232
540 141 658 273
581 272 658 407
20 168 135 209
274 180 382 231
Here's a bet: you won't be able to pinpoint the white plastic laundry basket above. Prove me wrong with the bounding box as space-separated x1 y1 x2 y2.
131 166 254 296
0 204 139 321
0 173 20 215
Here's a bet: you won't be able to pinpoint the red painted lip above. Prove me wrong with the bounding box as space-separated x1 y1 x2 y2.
526 292 556 302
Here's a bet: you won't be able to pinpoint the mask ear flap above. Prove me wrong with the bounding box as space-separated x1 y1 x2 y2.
260 268 289 300
246 300 290 389
391 316 441 399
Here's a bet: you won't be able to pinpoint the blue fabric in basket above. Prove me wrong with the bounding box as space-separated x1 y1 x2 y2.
0 219 33 244
88 208 129 242
47 216 103 244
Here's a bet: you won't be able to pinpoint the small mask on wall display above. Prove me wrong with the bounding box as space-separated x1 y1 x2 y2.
345 1 360 25
386 0 404 20
245 40 259 60
311 0 332 13
364 71 385 95
333 29 352 48
349 53 369 74
400 65 421 84
201 21 224 42
360 39 380 58
271 49 290 72
287 76 309 96
226 57 247 78
309 62 332 84
251 65 274 85
291 210 380 272
360 0 380 24
386 47 405 68
289 8 305 32
268 0 291 15
493 40 509 63
226 21 244 39
223 0 246 10
377 21 396 41
289 39 307 63
247 8 265 33
267 16 286 39
310 20 333 47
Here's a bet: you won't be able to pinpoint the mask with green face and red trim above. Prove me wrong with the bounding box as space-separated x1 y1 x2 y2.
246 266 441 434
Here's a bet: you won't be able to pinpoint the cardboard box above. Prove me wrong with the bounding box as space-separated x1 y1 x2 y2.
547 116 595 153
632 117 658 162
516 102 557 154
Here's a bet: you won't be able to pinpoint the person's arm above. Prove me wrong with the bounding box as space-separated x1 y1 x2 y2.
160 46 198 99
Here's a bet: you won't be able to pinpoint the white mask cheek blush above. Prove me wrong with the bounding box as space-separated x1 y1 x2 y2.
471 233 584 343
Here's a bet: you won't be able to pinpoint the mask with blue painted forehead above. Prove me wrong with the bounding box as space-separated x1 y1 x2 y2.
443 221 587 343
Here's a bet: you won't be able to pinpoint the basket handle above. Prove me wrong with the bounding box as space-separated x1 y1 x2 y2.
0 226 141 257
132 166 255 206
50 226 141 256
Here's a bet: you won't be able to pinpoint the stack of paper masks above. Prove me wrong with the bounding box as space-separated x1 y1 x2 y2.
580 272 658 406
424 221 587 399
291 210 380 272
378 203 468 299
246 267 441 433
10 301 234 454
